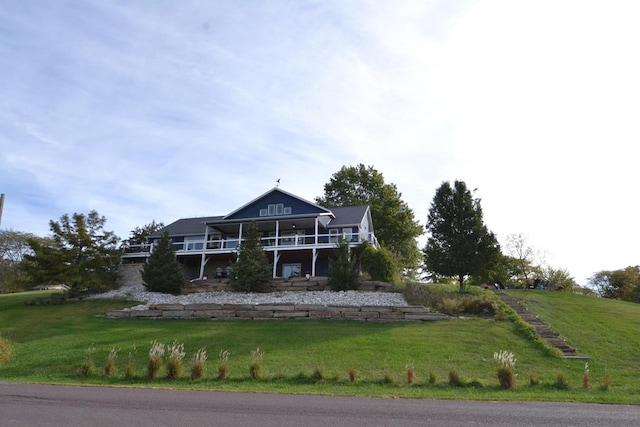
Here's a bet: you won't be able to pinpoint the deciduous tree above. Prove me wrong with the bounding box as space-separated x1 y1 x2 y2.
589 266 640 302
423 181 500 292
316 164 423 273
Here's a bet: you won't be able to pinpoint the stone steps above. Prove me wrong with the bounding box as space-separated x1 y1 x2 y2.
494 291 588 360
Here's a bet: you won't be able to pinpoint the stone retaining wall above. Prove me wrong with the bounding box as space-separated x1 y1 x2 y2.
107 303 448 322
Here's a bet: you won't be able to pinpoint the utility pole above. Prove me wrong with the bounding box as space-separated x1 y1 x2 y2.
0 193 4 227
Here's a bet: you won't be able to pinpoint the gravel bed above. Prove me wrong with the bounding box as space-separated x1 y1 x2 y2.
90 284 409 310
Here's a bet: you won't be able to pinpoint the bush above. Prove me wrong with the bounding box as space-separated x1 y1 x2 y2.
328 239 359 291
218 349 231 380
142 232 184 294
361 244 400 284
403 282 499 316
104 348 118 377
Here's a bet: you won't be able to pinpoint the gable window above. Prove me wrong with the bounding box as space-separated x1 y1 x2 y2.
276 203 284 215
259 209 268 217
268 204 276 216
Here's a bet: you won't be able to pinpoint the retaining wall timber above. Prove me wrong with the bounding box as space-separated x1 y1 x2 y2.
107 303 448 322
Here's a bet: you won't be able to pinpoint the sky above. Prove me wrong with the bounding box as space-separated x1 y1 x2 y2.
1 0 639 286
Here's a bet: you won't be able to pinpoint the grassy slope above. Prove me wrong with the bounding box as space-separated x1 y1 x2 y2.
0 290 638 403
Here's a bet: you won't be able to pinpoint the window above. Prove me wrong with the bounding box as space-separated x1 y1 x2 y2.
185 236 204 251
276 203 284 215
329 229 339 244
283 207 291 215
343 227 354 242
268 204 276 216
259 209 268 217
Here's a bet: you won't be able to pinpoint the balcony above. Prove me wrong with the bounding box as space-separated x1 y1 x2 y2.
122 232 377 258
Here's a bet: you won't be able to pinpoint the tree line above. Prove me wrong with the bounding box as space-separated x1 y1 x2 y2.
1 163 637 302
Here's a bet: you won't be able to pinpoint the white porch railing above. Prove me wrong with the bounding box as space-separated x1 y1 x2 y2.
122 232 378 256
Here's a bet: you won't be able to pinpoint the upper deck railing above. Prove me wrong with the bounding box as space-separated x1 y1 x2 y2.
122 232 377 256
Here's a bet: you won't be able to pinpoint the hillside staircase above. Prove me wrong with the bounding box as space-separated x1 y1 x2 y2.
494 291 589 360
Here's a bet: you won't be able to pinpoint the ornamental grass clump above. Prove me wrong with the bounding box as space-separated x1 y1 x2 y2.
218 349 231 380
191 347 207 380
147 341 165 379
312 365 326 382
406 364 416 385
80 345 96 377
104 347 118 377
494 350 517 389
448 367 464 387
249 347 264 380
125 344 137 379
166 341 186 380
348 367 358 383
582 362 590 389
0 334 14 366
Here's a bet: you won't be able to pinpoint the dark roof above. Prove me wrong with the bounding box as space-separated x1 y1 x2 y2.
149 216 222 238
329 206 370 226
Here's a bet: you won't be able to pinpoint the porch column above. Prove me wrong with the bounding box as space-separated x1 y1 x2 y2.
238 223 243 250
272 250 280 279
312 248 318 277
199 225 210 279
314 217 318 245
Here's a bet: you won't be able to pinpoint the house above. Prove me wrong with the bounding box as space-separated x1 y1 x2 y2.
122 187 377 280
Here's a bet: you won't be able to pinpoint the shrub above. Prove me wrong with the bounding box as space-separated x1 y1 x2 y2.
327 239 359 291
147 341 165 379
249 348 264 380
494 350 516 389
142 232 184 294
0 334 14 366
218 349 231 380
104 347 118 377
361 244 400 284
191 347 207 380
166 341 186 380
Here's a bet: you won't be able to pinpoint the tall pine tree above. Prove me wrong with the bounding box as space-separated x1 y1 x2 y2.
142 231 184 294
228 222 272 293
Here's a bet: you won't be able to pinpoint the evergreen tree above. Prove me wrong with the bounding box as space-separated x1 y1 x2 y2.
327 239 359 291
424 181 500 292
228 222 271 293
142 231 184 294
24 211 121 291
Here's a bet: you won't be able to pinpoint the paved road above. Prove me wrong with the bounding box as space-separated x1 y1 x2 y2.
1 382 639 426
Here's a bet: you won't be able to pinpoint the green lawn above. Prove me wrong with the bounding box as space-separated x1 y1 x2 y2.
1 289 639 403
